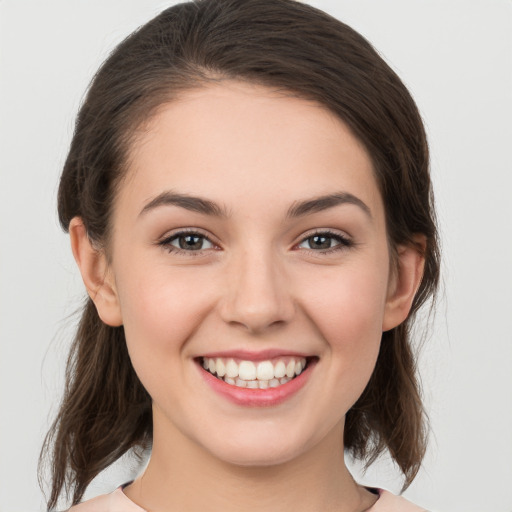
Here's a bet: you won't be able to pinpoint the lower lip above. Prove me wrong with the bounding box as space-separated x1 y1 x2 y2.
197 359 316 407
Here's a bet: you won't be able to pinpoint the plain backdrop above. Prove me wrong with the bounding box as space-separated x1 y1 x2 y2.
1 1 511 511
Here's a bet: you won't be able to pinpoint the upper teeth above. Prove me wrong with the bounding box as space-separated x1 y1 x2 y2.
202 356 307 381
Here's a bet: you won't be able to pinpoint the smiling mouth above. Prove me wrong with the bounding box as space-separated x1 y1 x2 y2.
199 356 313 389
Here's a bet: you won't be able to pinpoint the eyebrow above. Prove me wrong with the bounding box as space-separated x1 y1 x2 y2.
139 190 371 220
139 191 230 218
287 192 372 219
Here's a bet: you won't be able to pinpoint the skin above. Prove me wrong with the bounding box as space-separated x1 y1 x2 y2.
70 81 424 512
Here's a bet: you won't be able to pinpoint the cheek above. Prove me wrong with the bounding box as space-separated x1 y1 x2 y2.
296 259 388 389
115 264 218 375
301 262 387 338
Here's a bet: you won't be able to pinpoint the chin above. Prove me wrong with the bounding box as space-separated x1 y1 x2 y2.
202 429 314 468
217 447 301 468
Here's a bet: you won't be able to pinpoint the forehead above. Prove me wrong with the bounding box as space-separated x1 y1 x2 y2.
118 81 383 223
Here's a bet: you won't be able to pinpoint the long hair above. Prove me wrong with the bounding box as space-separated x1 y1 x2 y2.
41 0 440 508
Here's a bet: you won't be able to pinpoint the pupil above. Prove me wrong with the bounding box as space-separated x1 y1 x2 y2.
310 235 331 249
179 234 203 250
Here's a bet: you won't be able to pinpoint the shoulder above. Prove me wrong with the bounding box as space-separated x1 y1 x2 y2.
369 489 429 512
68 487 146 512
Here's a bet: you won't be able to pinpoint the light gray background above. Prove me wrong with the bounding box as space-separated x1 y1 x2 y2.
1 1 511 511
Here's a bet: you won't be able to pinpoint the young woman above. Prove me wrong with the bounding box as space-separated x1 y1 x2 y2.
41 0 440 510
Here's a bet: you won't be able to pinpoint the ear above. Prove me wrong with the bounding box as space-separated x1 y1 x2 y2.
69 217 123 327
382 235 426 332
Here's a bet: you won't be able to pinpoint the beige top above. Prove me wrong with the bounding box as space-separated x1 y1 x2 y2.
69 486 428 511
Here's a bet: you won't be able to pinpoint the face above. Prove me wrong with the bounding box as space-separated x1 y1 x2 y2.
94 82 406 466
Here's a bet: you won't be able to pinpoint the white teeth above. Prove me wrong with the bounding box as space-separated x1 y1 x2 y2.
226 359 239 378
286 360 295 378
216 358 226 377
274 361 286 378
239 361 256 381
256 361 274 380
235 378 247 388
202 356 309 388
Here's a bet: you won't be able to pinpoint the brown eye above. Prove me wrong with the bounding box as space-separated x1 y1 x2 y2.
161 232 215 252
306 234 334 250
297 231 352 252
177 234 205 250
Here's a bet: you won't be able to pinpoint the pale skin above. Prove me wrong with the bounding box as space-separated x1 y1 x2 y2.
70 81 425 512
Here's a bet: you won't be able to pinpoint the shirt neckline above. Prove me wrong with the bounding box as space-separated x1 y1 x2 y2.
116 483 384 511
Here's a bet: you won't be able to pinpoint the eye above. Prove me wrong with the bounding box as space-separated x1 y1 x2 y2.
159 231 215 253
296 231 352 253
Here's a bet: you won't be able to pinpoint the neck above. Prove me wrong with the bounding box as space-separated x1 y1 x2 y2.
124 415 376 512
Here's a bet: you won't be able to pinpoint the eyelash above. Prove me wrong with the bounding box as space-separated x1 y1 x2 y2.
157 229 353 256
296 229 353 255
157 228 217 256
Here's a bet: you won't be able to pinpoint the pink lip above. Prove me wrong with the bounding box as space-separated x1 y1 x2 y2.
199 349 311 362
197 357 317 407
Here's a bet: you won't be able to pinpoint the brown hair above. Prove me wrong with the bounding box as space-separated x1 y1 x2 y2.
41 0 440 509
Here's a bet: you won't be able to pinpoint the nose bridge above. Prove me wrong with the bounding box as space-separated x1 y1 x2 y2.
221 241 294 333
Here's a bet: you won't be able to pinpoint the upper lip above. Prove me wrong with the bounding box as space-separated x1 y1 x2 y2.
197 349 314 361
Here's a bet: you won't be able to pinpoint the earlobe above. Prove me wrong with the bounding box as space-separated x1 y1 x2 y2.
382 236 426 332
69 217 123 327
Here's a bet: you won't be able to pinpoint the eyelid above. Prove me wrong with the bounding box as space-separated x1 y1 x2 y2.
155 227 353 256
295 228 352 243
156 228 220 255
293 228 354 253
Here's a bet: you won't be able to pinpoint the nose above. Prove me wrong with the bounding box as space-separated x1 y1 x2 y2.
219 247 295 334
